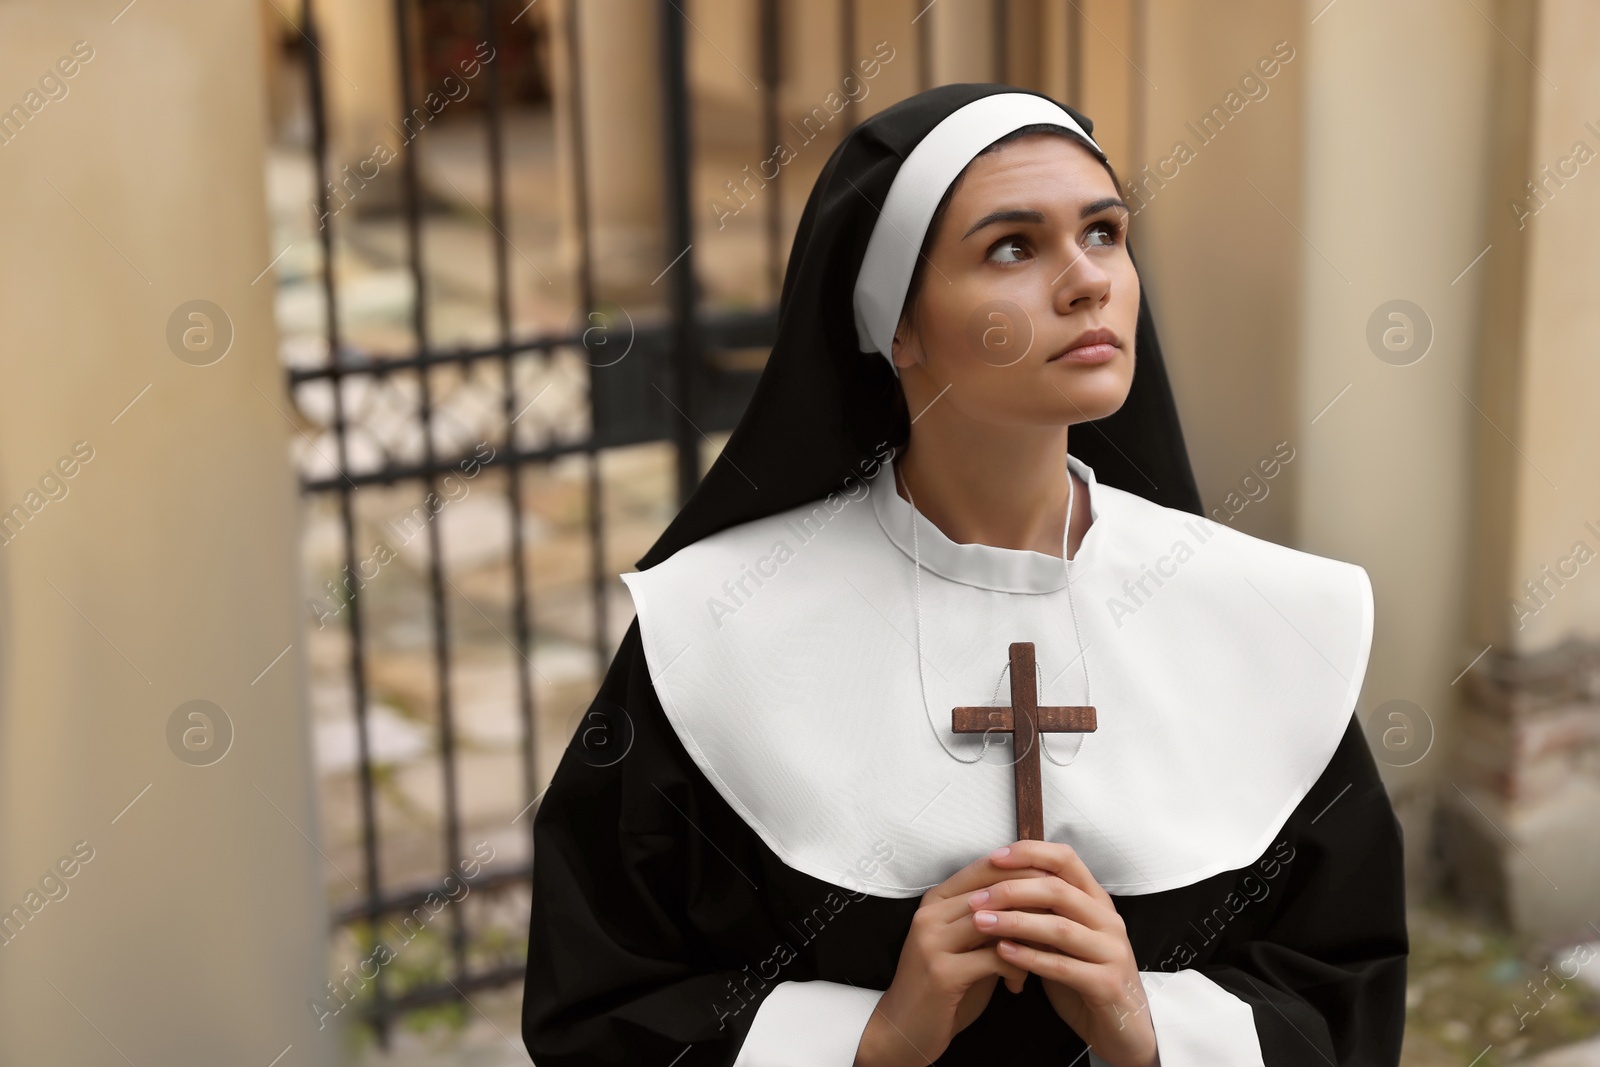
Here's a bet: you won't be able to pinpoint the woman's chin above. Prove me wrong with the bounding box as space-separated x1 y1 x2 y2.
1036 361 1132 411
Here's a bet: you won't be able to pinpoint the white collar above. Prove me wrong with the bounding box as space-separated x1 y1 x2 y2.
621 456 1373 897
871 452 1103 594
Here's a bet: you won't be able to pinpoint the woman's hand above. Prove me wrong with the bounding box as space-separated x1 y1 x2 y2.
853 851 1034 1067
967 841 1159 1067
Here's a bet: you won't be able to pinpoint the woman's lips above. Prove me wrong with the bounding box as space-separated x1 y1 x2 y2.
1051 342 1119 364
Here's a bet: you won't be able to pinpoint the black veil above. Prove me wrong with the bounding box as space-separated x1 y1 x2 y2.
635 82 1201 572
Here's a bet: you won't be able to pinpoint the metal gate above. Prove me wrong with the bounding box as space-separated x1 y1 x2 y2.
288 0 786 1043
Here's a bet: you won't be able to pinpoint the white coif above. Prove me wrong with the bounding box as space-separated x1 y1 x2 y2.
851 92 1101 361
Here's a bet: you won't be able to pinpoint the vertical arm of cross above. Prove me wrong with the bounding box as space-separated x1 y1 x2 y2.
1008 641 1044 841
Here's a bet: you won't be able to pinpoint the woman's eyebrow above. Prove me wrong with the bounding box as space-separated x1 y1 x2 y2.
961 198 1132 240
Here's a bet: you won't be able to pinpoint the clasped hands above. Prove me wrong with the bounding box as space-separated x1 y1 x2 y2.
855 839 1159 1067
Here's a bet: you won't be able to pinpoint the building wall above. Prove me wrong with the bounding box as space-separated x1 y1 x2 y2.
0 2 335 1060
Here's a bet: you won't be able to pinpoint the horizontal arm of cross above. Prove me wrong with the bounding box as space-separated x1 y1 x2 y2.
950 706 1097 733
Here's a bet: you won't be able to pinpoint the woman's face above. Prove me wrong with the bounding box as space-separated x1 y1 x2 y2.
891 133 1138 429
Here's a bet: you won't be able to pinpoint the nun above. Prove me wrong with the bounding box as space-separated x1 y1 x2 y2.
522 83 1407 1066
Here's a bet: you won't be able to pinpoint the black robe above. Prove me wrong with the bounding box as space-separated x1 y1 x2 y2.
521 616 1409 1066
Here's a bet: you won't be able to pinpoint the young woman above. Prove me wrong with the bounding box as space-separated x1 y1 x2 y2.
523 83 1407 1067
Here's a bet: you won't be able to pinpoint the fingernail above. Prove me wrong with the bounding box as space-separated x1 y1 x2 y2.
974 911 997 928
998 940 1016 953
990 846 1010 859
968 890 989 907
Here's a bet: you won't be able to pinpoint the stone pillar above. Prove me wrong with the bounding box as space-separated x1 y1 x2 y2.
925 0 998 85
1294 0 1497 907
0 2 334 1063
856 0 921 110
1073 0 1137 174
552 0 668 303
315 0 406 213
1441 0 1600 941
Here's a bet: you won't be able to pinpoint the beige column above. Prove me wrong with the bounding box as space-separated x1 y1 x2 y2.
0 2 334 1063
925 0 998 84
1470 0 1600 650
1072 0 1137 174
552 0 668 302
313 0 405 212
1293 0 1498 909
1443 0 1600 940
857 0 921 110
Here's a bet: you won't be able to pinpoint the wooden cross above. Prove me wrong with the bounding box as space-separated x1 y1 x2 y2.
952 642 1096 841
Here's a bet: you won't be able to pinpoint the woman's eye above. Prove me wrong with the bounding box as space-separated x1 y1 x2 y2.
987 236 1031 264
1083 220 1122 248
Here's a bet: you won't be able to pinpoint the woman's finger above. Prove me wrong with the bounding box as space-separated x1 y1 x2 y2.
924 850 1051 904
941 942 1031 991
971 871 1114 934
996 936 1102 989
989 840 1113 907
973 905 1118 964
924 868 1076 952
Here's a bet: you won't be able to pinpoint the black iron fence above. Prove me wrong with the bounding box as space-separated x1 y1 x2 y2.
290 0 784 1043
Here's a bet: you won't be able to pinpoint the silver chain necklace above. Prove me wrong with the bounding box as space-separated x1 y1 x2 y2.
896 457 1092 766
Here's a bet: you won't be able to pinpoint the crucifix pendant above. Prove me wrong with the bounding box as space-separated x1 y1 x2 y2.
951 642 1096 841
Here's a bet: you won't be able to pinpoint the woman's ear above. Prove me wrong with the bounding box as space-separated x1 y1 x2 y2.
891 309 919 370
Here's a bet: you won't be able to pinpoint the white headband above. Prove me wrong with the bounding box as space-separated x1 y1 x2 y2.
851 93 1101 369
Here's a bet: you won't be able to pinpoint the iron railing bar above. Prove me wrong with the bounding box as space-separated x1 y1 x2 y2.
297 437 620 494
993 0 1008 83
760 0 782 299
839 0 856 133
289 337 552 382
480 0 542 860
659 0 701 508
284 304 778 383
1130 0 1147 182
391 0 470 995
352 962 530 1020
302 0 392 1043
564 0 611 681
1065 0 1083 108
329 862 535 927
916 0 931 91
